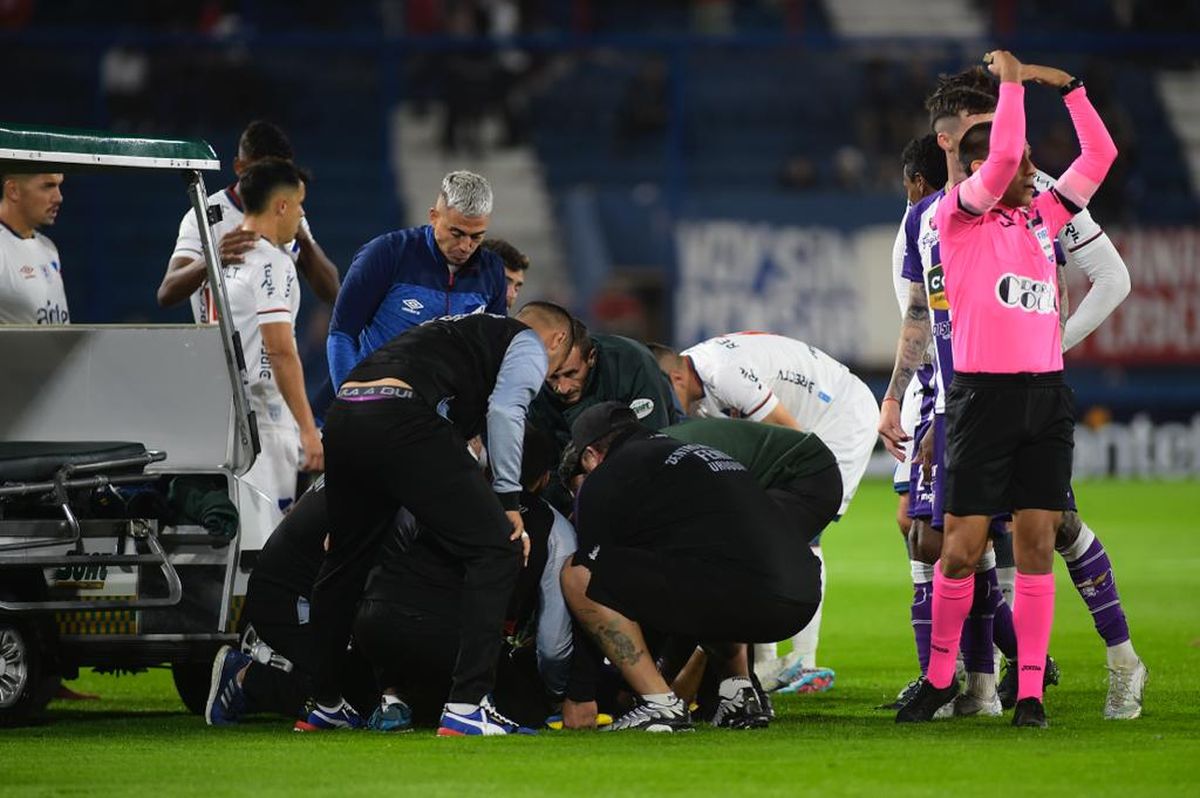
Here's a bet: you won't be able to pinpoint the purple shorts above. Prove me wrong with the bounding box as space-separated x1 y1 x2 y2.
907 414 937 520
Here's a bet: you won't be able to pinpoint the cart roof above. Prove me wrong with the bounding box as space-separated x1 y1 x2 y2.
0 125 219 172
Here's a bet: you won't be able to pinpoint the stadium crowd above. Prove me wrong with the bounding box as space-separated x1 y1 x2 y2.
0 48 1148 734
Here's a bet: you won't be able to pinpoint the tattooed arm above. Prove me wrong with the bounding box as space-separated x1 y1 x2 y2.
878 280 933 461
1058 260 1070 339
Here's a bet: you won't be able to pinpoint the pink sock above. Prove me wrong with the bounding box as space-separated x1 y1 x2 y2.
927 565 974 689
1012 572 1056 701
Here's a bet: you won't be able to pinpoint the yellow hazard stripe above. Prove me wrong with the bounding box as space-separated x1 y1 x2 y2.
55 595 137 636
226 595 246 633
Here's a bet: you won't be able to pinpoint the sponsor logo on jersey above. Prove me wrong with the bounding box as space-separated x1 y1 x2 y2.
629 398 655 419
995 273 1056 315
926 263 950 310
35 301 68 324
19 264 34 279
777 369 815 393
738 366 759 384
1060 220 1081 248
261 262 276 297
402 298 425 314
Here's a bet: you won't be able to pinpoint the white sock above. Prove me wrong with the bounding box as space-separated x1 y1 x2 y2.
790 545 825 667
966 671 996 697
718 677 753 699
382 694 405 708
642 691 679 706
1107 639 1140 669
1060 522 1097 563
910 559 934 583
996 566 1016 607
976 547 996 572
752 642 778 665
446 702 478 715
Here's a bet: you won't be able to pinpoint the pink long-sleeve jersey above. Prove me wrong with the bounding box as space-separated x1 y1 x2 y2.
936 81 1117 374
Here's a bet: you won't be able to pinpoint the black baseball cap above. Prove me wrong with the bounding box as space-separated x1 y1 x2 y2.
569 400 640 452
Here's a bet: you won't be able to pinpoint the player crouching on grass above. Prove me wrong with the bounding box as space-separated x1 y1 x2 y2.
351 425 577 734
895 51 1117 728
558 402 822 732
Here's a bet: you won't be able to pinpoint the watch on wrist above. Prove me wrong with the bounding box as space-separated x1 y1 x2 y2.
1060 77 1084 96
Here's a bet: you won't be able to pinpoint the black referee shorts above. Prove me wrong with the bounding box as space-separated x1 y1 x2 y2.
585 549 818 645
943 371 1075 517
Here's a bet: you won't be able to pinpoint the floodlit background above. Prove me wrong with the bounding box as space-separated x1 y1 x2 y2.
3 0 1198 477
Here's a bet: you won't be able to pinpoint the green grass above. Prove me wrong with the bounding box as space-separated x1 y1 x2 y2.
2 479 1198 797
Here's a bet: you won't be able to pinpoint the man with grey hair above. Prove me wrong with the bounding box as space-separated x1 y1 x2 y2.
327 170 507 388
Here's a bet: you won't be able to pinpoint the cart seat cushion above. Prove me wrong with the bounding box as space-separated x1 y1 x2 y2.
0 441 148 483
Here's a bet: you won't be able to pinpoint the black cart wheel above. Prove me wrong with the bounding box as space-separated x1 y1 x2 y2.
172 658 216 715
0 619 56 727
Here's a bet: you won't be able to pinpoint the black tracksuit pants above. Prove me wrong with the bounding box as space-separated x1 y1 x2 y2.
239 581 376 719
310 397 521 705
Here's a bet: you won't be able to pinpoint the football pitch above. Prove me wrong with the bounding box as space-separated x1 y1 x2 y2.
2 479 1197 797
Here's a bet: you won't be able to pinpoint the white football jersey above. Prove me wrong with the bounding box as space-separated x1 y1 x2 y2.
171 184 312 323
224 238 301 431
684 332 856 429
892 203 912 316
0 223 68 324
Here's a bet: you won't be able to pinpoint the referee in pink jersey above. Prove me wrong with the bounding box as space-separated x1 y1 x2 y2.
896 50 1117 727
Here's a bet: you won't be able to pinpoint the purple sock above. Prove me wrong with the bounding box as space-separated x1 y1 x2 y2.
961 570 996 674
987 568 1018 659
1066 535 1131 647
912 580 932 673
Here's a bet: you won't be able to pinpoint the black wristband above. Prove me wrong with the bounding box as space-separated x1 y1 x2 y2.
1060 78 1084 96
496 490 521 511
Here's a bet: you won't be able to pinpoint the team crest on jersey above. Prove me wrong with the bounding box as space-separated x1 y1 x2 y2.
19 265 34 279
402 298 425 314
926 263 950 310
629 398 655 419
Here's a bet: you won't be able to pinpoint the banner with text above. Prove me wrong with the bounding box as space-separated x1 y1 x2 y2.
1066 227 1200 364
674 220 905 366
676 220 1200 369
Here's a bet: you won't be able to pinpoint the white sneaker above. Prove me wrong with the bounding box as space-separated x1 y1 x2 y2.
754 651 801 693
605 697 693 733
711 678 770 729
954 689 1003 717
1104 659 1148 720
437 697 536 736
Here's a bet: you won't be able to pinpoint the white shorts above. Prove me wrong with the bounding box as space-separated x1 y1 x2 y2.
894 371 925 492
243 425 300 512
812 376 880 516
